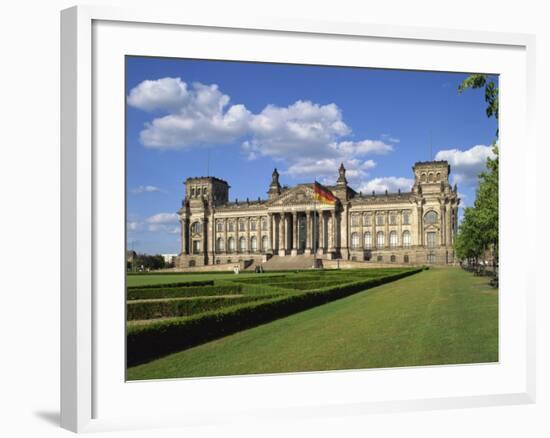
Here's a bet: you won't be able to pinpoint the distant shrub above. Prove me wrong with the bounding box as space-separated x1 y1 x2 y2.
127 280 214 290
127 268 424 366
127 294 276 320
127 284 241 300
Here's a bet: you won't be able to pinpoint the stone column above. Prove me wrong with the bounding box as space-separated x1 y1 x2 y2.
417 205 423 246
331 210 337 252
372 211 377 249
319 212 325 254
179 218 187 255
291 212 298 256
224 219 228 254
235 217 239 254
247 217 251 254
446 204 452 246
278 213 286 256
304 211 312 254
200 218 207 263
440 202 446 247
267 213 273 252
386 215 390 247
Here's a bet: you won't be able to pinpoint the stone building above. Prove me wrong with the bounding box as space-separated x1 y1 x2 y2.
175 160 460 268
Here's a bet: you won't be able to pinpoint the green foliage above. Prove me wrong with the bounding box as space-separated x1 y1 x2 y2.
458 74 499 121
127 294 278 320
456 75 499 265
127 280 214 290
127 284 242 300
126 268 424 366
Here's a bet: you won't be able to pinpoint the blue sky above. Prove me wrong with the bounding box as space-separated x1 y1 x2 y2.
126 56 498 254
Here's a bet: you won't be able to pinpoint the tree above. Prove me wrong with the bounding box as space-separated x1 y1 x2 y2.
458 74 499 121
455 74 499 268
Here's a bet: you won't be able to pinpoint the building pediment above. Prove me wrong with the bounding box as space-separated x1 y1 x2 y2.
267 184 334 208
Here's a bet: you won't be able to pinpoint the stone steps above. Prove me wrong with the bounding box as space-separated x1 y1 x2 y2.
260 254 317 271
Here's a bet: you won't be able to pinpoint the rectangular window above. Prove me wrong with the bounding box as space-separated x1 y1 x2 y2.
376 215 384 226
403 213 410 225
239 222 245 231
251 221 257 231
427 253 436 264
427 232 436 248
351 215 359 227
228 223 234 232
363 215 371 226
192 240 201 254
390 215 396 225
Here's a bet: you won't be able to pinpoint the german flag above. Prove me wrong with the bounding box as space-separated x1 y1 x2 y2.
313 181 337 204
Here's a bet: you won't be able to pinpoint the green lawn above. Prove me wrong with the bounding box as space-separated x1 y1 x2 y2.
127 267 498 380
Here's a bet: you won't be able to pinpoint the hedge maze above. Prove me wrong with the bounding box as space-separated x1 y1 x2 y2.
127 267 424 366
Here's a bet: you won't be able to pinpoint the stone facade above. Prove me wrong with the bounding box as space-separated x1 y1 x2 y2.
175 160 460 268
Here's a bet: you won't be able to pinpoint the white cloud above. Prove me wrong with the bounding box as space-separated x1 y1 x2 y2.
358 177 414 194
131 185 160 194
285 158 376 184
128 78 252 148
145 212 180 233
127 77 189 112
435 144 495 186
381 133 400 144
127 221 143 231
128 79 394 173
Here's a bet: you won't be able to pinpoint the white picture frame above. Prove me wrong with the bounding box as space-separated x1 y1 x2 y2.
60 4 537 433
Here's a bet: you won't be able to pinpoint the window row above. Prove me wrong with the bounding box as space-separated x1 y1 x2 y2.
350 212 411 227
350 230 412 249
215 236 269 252
215 218 268 232
189 186 208 198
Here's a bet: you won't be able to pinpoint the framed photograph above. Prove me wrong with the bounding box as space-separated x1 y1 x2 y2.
61 5 536 433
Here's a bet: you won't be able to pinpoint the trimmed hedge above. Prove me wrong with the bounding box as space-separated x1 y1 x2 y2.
127 268 424 366
127 280 214 290
127 284 242 300
127 294 277 320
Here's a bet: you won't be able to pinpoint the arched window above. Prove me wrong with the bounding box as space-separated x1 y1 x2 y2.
351 232 359 249
436 172 441 181
421 173 427 182
250 236 257 252
376 231 385 248
239 236 246 252
428 173 434 182
216 237 225 252
402 230 411 247
389 231 397 248
261 236 268 252
364 232 372 249
424 210 438 225
227 237 235 252
191 221 202 234
190 187 195 197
